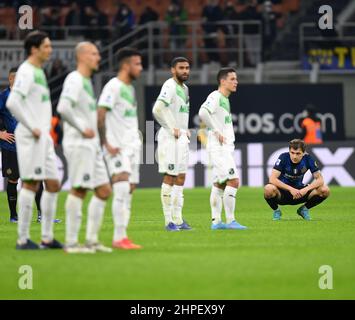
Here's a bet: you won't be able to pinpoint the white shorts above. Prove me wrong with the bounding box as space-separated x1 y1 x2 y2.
64 143 109 190
15 129 59 181
157 129 189 176
208 144 238 184
104 147 141 184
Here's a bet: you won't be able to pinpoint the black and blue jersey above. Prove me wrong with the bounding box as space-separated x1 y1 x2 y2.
273 152 319 189
0 87 17 152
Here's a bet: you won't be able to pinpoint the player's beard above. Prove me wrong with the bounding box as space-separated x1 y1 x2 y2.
176 73 189 83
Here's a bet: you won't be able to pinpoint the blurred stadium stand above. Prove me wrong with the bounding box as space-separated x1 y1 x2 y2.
0 0 355 140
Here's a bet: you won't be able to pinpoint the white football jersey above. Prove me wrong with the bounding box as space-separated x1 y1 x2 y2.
10 60 52 133
97 77 140 149
200 90 235 145
156 78 189 131
59 71 99 147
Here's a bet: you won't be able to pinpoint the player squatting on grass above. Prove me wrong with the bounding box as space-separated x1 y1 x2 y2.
264 139 330 221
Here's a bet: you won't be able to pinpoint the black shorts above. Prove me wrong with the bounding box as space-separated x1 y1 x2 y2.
1 148 19 180
277 187 312 206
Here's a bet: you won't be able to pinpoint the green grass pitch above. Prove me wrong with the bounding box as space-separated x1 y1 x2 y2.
0 187 354 300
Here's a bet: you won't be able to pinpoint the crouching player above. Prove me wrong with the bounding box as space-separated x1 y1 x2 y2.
264 139 330 220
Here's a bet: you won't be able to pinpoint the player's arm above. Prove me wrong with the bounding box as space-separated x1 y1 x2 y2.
97 107 119 155
6 91 39 137
152 100 180 138
300 171 323 196
198 106 225 145
57 98 94 138
269 169 303 199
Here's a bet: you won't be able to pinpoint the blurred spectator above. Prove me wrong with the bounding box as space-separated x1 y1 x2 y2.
138 6 160 67
202 0 223 63
165 2 187 51
239 0 262 66
222 1 239 61
65 2 83 27
261 0 280 61
41 7 63 40
82 5 108 41
113 3 135 45
300 104 323 145
49 58 68 79
140 6 159 25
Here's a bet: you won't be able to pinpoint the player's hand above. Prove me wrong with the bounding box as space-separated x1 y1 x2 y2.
186 129 191 139
0 130 15 143
105 142 120 156
290 188 302 199
82 128 95 139
32 128 41 139
299 188 309 197
214 131 226 145
173 128 181 139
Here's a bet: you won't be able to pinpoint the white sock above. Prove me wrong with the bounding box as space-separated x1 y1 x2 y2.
172 185 184 225
112 181 130 242
17 188 35 244
86 195 106 244
40 191 58 242
223 186 237 224
210 186 224 224
161 183 173 225
65 194 83 246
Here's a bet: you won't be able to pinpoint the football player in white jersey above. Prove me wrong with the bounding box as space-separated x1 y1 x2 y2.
97 48 142 250
6 31 63 250
198 68 247 230
57 42 112 253
152 57 192 231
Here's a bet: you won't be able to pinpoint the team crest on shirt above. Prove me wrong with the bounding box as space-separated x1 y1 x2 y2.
229 168 235 175
168 164 175 170
115 160 122 168
35 167 42 175
83 174 90 181
6 168 12 175
301 166 307 174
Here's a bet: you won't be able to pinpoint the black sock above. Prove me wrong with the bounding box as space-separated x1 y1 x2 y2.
35 183 44 217
7 182 18 218
265 196 279 210
305 195 326 209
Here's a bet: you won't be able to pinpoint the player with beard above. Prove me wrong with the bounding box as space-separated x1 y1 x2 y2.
97 48 143 249
152 57 192 231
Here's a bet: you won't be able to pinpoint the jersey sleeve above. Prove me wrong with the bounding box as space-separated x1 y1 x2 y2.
273 154 286 172
200 93 218 114
307 154 320 173
12 67 32 98
157 81 174 106
98 81 116 110
60 74 81 106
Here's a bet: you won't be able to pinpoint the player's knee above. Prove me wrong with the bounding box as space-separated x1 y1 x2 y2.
227 178 239 188
319 185 330 198
45 180 61 193
163 174 175 186
175 174 185 186
95 184 112 200
264 184 277 198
